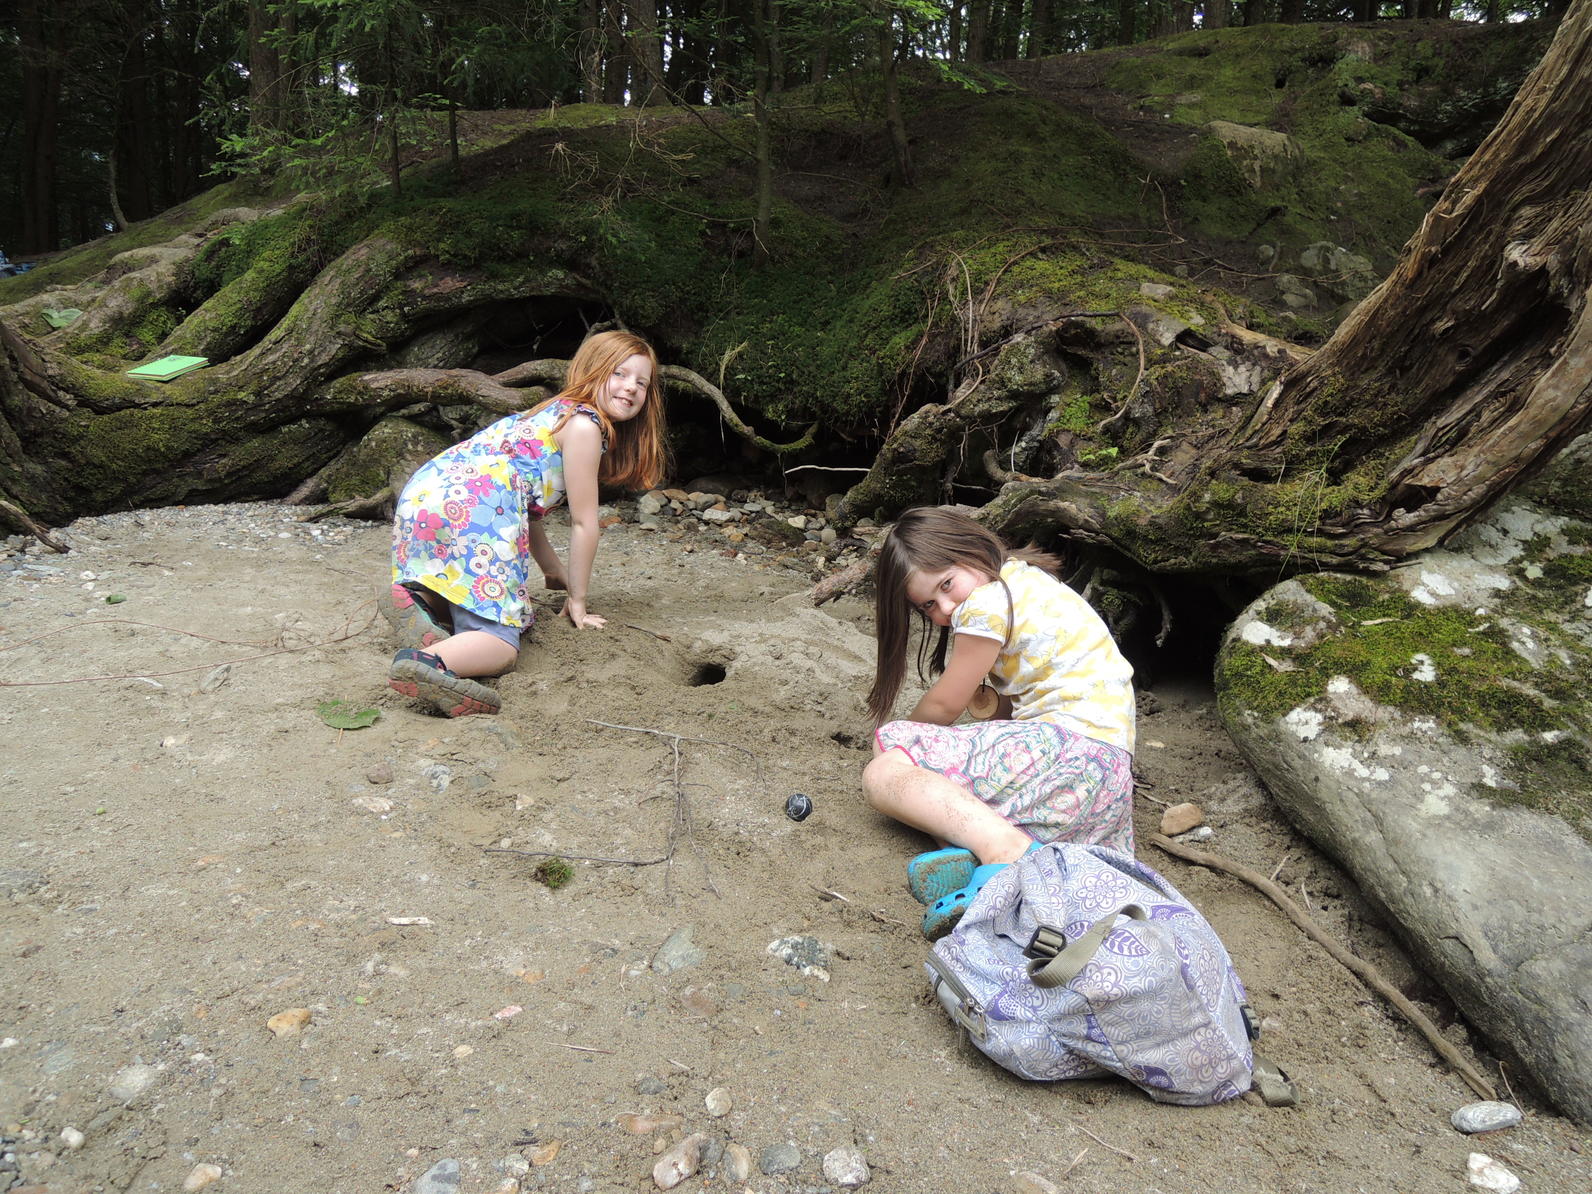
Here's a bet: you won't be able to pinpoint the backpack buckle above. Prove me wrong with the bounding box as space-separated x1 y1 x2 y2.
1023 925 1067 961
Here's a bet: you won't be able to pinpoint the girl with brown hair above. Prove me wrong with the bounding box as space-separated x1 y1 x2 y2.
864 507 1137 939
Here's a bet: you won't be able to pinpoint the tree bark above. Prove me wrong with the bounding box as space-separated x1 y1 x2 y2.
968 0 1592 575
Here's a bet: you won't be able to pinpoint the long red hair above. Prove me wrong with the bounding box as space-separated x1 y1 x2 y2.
526 330 670 490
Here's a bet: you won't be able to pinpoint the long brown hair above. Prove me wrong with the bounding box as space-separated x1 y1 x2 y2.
866 507 1060 724
526 330 671 490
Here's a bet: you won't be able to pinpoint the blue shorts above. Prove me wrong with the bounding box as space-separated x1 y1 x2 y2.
451 602 523 649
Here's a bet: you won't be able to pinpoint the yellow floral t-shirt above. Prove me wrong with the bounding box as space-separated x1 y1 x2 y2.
952 559 1135 752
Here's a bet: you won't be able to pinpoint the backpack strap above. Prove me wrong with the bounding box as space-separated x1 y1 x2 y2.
1249 1054 1299 1107
924 951 989 1042
1027 905 1147 989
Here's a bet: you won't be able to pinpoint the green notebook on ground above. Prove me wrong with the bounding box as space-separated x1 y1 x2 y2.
127 354 209 381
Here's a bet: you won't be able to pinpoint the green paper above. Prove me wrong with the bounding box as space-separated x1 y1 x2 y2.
126 354 209 381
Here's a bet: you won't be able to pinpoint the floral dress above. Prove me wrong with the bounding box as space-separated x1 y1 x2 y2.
391 401 603 628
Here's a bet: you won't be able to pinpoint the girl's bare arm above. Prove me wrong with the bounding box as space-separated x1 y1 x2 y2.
906 633 1002 725
555 416 605 627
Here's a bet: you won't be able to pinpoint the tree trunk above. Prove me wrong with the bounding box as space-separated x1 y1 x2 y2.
968 0 990 62
1204 0 1230 30
965 0 1592 575
580 0 606 102
749 0 776 261
19 0 65 254
627 0 666 104
878 11 915 188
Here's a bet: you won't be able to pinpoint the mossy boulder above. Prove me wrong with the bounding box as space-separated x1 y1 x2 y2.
1214 436 1592 1121
1203 121 1304 190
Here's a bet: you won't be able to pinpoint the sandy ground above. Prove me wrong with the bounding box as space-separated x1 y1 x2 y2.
0 501 1587 1194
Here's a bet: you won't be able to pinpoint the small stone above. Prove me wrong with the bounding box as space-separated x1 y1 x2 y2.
821 1145 870 1188
723 1143 752 1183
1178 825 1215 842
198 664 231 693
59 1127 85 1150
784 792 813 821
759 1141 801 1175
635 1075 667 1095
1159 802 1204 836
1139 282 1176 300
619 1113 682 1135
107 1062 159 1101
367 763 394 784
653 1132 705 1190
266 1007 312 1037
1466 1153 1520 1193
1451 1102 1523 1134
704 1087 732 1117
1012 1172 1060 1194
767 935 832 981
182 1162 223 1190
529 1140 561 1165
352 795 393 814
652 925 706 975
820 526 837 544
787 515 808 531
414 1158 462 1194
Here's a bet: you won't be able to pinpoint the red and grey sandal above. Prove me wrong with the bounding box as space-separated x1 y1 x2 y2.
388 648 501 717
378 583 450 650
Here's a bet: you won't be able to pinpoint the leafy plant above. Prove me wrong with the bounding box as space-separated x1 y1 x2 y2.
316 699 381 729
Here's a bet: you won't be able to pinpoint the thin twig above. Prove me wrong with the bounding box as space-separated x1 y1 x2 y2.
1074 1124 1136 1162
1096 312 1149 439
782 464 872 475
1269 853 1292 883
1060 1148 1090 1178
558 1043 614 1055
1150 834 1498 1101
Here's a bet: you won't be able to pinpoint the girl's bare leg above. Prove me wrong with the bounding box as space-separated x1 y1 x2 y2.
862 747 1030 866
431 631 518 678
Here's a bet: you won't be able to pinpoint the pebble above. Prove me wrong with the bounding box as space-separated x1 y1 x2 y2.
619 1113 682 1135
760 1141 802 1175
652 925 706 975
767 935 833 981
107 1063 159 1101
784 792 813 821
1451 1102 1523 1134
1011 1172 1059 1194
182 1162 223 1190
367 762 394 784
821 1145 870 1188
704 1086 732 1117
266 1007 312 1037
1159 802 1205 836
723 1144 752 1183
653 1132 705 1190
58 1127 84 1151
414 1158 462 1194
1177 825 1215 842
635 1076 667 1095
1467 1153 1520 1193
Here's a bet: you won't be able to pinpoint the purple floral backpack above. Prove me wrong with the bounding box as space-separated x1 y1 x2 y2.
925 842 1295 1106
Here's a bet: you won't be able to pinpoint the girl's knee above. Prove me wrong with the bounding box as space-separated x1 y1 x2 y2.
860 748 909 808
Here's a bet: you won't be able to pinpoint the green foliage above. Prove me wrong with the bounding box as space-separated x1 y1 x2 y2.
533 857 575 889
316 700 382 729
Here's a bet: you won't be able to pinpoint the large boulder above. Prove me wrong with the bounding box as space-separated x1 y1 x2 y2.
1214 439 1592 1122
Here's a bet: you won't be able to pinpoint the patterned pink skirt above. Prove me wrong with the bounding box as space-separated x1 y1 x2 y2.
875 718 1135 854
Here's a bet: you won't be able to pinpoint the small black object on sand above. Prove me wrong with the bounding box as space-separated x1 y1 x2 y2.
785 792 813 822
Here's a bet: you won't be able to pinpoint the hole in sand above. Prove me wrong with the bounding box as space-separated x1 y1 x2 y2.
689 662 727 686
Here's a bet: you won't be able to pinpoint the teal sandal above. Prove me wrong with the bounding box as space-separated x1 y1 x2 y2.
921 842 1044 941
906 847 976 906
